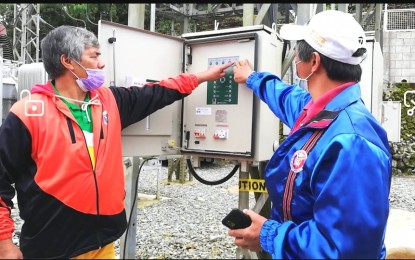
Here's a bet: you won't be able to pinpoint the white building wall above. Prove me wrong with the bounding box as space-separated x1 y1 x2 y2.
383 30 415 83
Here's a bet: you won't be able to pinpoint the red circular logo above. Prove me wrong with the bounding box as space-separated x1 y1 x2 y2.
290 150 308 173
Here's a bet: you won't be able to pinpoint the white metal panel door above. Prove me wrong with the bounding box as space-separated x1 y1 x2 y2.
360 38 384 123
381 101 401 142
98 20 183 156
360 39 374 116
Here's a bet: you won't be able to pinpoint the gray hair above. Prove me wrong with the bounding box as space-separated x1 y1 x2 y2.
41 25 99 79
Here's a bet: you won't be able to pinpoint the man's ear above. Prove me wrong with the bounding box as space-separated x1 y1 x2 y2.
311 52 321 73
61 54 74 70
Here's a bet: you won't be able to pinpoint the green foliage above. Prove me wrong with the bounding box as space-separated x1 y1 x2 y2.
384 82 415 175
0 4 15 37
147 11 243 36
39 4 129 36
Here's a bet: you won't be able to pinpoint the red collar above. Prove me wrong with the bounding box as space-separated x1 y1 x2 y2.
290 82 355 135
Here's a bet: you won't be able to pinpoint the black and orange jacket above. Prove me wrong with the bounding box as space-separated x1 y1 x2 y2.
0 73 198 258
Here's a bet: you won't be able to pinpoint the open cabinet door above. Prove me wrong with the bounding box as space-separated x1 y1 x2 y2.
180 25 282 162
98 20 184 157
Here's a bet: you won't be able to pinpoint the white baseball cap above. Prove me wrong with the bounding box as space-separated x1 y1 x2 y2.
280 10 367 65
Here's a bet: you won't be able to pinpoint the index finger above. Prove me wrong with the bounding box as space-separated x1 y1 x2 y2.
220 61 235 70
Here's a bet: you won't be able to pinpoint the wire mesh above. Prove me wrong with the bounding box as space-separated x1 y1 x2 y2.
385 9 415 31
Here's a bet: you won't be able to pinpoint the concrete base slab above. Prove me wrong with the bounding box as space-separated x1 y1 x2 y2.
137 193 171 209
385 209 415 250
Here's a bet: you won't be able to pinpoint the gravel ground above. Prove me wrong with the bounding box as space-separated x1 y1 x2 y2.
10 160 415 258
388 175 415 212
122 160 249 259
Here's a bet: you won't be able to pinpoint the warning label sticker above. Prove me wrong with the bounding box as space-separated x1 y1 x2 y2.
239 179 267 193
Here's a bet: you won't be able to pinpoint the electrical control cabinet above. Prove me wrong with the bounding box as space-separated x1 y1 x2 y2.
98 21 282 161
180 26 283 161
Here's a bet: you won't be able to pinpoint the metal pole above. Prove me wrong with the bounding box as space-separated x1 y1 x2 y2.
282 4 315 85
182 18 189 34
119 157 140 259
281 48 296 78
296 4 312 25
272 3 279 24
243 4 254 26
315 3 324 14
156 158 161 199
182 4 189 34
383 4 388 31
254 4 271 25
237 160 258 259
128 4 145 30
171 20 176 36
35 4 40 62
13 4 18 61
21 4 27 64
188 3 193 22
238 161 250 212
338 4 348 13
111 29 116 87
355 4 362 24
26 5 32 64
282 3 318 80
150 4 156 32
375 3 383 48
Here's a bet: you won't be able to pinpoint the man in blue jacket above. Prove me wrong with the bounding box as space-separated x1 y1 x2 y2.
228 10 392 259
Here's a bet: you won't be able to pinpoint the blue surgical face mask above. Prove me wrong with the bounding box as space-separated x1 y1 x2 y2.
70 59 105 92
294 60 313 92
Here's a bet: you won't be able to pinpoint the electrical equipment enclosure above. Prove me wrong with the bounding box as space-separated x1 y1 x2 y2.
360 36 384 123
98 20 184 157
98 21 282 161
17 62 48 95
381 101 401 142
180 26 283 162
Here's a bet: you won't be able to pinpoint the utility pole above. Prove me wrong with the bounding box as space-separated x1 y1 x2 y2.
150 3 156 32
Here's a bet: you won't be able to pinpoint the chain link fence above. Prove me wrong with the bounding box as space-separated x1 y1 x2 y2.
384 9 415 31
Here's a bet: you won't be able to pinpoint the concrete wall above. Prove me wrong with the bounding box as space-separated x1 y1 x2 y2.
383 30 415 84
